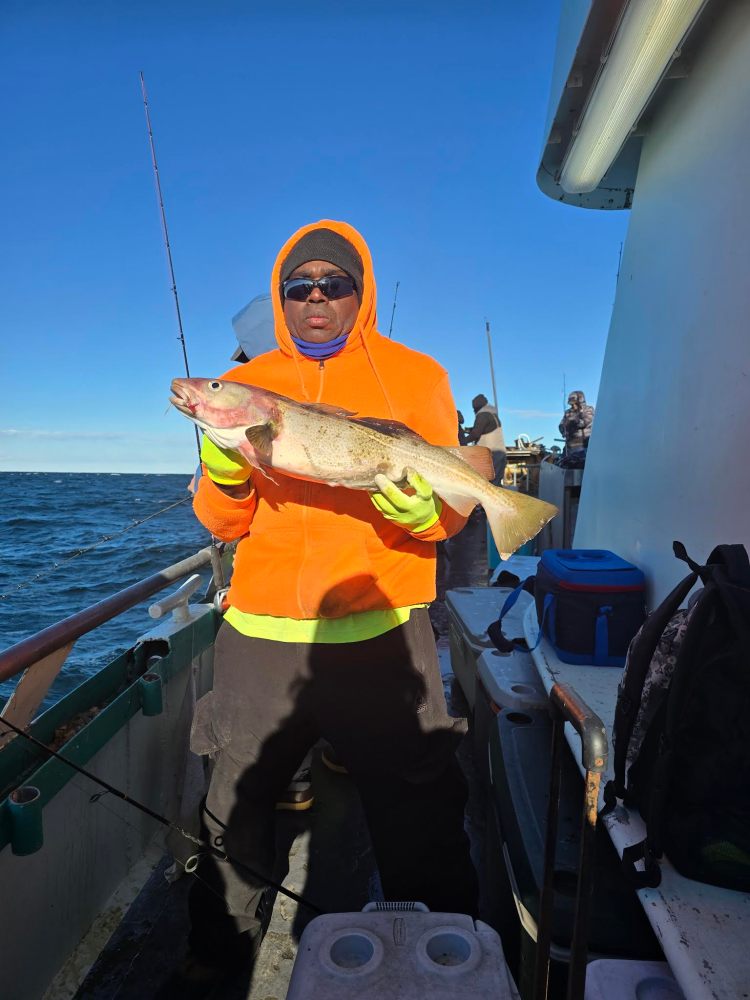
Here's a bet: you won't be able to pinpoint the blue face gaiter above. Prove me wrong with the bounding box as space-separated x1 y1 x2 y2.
290 332 349 360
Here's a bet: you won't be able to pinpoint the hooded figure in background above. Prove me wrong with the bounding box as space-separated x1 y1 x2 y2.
466 392 506 486
559 390 595 454
164 220 478 997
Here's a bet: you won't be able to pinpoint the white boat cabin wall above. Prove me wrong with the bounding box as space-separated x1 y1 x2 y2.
539 0 750 605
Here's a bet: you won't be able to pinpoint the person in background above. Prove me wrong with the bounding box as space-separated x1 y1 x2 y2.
163 220 478 997
466 392 506 486
457 409 468 445
559 390 595 454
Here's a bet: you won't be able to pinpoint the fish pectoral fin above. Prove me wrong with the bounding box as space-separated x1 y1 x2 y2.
436 490 479 518
245 423 276 455
449 446 495 481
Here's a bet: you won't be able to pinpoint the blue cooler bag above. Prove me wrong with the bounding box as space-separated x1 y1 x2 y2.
536 550 646 666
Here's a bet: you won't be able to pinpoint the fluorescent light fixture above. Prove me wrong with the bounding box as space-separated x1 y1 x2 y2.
560 0 707 194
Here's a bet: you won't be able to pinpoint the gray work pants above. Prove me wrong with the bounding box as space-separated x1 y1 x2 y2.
187 610 478 962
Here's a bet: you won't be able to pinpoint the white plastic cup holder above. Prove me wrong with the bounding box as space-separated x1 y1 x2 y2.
425 932 472 966
320 929 383 976
416 926 480 976
330 934 375 968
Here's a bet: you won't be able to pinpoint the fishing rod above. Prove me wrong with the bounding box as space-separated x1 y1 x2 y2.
0 714 323 915
140 73 195 428
140 72 225 591
485 319 499 413
388 280 400 338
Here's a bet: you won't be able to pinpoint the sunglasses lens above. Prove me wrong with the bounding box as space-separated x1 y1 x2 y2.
319 276 356 300
283 279 313 301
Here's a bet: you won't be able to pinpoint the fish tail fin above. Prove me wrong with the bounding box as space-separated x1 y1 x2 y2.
484 487 558 560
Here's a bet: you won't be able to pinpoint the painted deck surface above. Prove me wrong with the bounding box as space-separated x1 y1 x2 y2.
68 514 489 999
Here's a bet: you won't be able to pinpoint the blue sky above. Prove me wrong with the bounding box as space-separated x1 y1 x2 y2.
1 0 628 473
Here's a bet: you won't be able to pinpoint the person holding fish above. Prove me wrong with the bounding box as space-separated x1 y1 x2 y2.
166 220 555 994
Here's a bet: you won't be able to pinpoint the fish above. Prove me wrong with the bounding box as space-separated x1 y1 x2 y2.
170 377 557 558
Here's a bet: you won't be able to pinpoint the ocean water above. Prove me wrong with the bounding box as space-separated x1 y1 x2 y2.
0 472 211 709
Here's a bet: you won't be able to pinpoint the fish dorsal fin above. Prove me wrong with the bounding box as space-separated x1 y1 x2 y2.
245 423 276 454
448 445 495 481
352 416 426 441
305 402 358 418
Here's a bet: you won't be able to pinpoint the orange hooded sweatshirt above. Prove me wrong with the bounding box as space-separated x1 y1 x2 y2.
193 220 467 620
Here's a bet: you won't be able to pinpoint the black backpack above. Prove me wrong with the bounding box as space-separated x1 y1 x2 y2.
604 541 750 891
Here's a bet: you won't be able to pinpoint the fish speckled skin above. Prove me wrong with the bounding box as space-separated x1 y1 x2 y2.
170 377 557 557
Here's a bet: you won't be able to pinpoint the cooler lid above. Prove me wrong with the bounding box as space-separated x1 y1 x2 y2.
540 549 645 586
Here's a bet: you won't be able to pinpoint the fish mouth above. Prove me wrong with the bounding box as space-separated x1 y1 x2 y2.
169 380 199 417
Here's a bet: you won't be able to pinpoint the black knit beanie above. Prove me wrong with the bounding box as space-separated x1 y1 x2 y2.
280 228 364 301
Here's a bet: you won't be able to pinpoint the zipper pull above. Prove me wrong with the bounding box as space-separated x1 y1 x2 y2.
319 360 325 371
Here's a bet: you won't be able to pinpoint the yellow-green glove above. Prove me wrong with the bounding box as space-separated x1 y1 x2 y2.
200 435 253 486
371 469 442 533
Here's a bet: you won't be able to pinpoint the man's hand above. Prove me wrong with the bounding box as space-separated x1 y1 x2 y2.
200 436 253 487
371 468 442 533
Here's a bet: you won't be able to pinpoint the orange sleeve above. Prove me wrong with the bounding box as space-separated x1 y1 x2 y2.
193 469 258 542
407 372 469 543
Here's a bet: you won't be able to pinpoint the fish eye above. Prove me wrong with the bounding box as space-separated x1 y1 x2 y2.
209 381 222 391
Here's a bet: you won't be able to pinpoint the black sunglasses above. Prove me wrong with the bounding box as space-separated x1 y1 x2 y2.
282 275 357 302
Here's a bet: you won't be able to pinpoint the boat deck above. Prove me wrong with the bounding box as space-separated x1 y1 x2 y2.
64 515 490 1000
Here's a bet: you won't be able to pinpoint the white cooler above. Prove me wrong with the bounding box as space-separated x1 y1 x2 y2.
584 959 686 999
473 639 548 783
286 903 520 999
445 587 509 711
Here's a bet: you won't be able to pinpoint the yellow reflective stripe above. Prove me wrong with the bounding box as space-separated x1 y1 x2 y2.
224 604 426 644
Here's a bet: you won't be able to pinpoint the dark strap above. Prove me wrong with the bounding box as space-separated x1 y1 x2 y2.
673 540 704 575
488 576 538 653
621 840 662 888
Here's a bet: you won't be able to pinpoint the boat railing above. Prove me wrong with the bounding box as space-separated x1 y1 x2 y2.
0 546 215 686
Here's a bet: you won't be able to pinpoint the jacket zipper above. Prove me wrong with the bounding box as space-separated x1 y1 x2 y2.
297 359 326 616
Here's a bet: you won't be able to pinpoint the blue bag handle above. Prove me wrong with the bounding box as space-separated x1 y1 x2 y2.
595 605 612 661
491 585 552 653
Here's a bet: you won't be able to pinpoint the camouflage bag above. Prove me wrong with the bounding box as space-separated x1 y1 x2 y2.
604 541 750 891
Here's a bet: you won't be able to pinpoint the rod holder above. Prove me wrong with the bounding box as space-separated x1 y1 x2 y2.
148 573 202 623
8 785 44 856
139 672 163 717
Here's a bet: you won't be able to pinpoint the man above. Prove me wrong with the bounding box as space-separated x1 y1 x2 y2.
170 220 478 995
466 392 506 486
559 390 595 454
457 409 468 445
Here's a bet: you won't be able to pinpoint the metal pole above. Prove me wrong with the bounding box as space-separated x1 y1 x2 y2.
485 319 499 411
388 280 400 338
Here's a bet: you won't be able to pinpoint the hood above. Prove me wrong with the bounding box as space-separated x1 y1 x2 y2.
270 219 378 358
